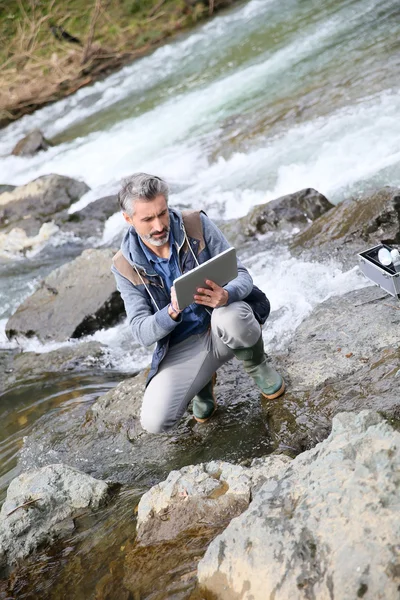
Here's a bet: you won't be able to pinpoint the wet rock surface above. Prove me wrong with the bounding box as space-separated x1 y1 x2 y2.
198 411 400 600
11 129 52 157
291 186 400 265
16 278 399 487
282 285 399 388
265 285 400 452
136 456 291 545
0 464 110 571
0 174 90 236
221 188 333 245
5 248 124 342
54 194 119 240
19 361 276 487
0 342 106 392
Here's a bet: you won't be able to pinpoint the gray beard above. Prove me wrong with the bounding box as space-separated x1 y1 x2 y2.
142 228 170 247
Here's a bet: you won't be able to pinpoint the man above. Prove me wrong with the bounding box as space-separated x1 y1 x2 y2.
111 173 285 434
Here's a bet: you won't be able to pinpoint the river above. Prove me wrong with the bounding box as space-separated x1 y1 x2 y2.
0 0 399 596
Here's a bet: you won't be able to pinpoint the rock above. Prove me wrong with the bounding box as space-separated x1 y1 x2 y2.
0 464 110 569
0 341 106 392
19 370 185 486
0 222 59 259
86 370 147 436
0 185 15 194
55 194 119 239
283 285 399 389
198 410 400 600
5 248 124 342
19 360 277 489
232 188 333 242
0 174 90 236
11 129 52 156
292 186 400 253
264 285 400 452
136 456 291 545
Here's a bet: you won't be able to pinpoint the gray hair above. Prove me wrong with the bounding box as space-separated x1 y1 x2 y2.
118 173 169 216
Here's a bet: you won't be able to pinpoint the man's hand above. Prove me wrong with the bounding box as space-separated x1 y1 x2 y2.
168 285 182 320
194 280 229 308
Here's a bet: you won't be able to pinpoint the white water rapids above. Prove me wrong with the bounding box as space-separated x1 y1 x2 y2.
1 0 399 367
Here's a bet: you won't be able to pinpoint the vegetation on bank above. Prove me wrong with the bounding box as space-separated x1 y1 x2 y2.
0 0 239 127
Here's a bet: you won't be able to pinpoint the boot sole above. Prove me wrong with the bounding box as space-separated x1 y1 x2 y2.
262 379 286 400
194 404 217 423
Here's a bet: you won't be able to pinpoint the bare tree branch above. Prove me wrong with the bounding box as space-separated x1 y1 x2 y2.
82 0 103 64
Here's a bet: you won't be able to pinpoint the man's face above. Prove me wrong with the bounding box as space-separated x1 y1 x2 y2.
123 195 170 247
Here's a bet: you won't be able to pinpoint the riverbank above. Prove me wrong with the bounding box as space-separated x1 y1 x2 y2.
0 0 240 128
0 175 399 597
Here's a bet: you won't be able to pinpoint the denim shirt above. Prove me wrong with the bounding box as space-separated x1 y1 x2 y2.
138 232 210 345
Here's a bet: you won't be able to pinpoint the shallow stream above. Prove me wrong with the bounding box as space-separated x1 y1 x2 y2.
0 0 399 596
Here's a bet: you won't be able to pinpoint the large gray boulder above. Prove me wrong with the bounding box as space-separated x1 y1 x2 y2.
292 186 400 253
11 129 52 157
198 411 400 600
5 248 124 342
0 174 90 236
136 456 291 545
0 464 110 569
222 188 333 245
265 285 400 452
55 194 119 240
283 285 399 389
242 188 333 235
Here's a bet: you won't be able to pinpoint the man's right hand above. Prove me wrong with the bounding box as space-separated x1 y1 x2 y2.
168 286 182 320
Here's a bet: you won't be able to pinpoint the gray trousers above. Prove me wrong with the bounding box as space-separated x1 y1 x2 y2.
140 301 261 433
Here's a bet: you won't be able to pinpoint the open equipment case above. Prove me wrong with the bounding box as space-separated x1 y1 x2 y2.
358 243 400 298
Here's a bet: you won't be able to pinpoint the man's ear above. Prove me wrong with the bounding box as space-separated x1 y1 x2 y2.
122 212 133 225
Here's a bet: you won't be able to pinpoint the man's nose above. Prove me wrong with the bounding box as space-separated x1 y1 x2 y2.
154 218 164 231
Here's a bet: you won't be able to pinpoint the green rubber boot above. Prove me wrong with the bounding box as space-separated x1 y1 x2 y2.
193 373 217 423
232 334 285 399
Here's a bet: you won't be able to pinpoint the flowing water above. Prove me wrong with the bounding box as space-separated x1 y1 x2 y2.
0 0 399 596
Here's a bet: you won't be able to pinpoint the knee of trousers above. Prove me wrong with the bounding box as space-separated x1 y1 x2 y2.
140 412 168 434
211 301 253 332
140 404 178 434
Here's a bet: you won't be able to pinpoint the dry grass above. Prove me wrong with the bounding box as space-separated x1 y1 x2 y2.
0 0 232 127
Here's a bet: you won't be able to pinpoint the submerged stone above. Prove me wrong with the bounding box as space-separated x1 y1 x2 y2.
0 464 111 570
11 129 52 157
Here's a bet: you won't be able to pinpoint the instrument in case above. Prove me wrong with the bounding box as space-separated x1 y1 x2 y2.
358 243 400 298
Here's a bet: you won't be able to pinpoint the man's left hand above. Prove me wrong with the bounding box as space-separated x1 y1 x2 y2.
194 280 229 308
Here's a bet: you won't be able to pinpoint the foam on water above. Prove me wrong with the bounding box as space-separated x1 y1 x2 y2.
0 0 390 195
0 248 371 372
0 0 397 375
0 0 273 155
248 247 371 351
168 89 400 219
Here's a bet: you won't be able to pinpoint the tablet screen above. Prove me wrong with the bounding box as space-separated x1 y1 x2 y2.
173 247 238 309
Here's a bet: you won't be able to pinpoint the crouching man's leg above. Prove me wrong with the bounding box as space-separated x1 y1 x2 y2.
211 301 285 399
140 332 229 433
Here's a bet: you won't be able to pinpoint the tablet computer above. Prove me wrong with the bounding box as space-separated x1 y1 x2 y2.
173 247 238 309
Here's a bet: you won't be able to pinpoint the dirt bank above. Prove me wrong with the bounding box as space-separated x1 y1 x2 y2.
0 0 240 129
